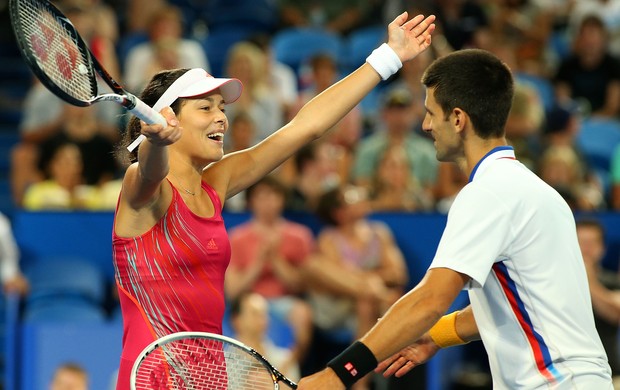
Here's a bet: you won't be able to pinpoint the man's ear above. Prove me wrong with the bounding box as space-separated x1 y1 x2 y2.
452 108 467 133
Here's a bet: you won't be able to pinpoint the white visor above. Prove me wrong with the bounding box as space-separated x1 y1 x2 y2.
153 68 243 112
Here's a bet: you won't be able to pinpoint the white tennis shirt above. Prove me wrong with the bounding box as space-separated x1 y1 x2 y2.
429 146 612 389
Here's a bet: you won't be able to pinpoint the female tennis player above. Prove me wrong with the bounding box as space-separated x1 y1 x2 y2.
110 11 435 389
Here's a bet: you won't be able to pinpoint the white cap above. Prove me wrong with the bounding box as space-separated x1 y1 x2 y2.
153 68 243 111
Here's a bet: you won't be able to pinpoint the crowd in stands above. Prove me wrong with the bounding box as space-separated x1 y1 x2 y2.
3 0 620 388
5 0 620 215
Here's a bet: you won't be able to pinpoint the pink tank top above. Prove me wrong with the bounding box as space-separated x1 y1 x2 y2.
112 180 230 389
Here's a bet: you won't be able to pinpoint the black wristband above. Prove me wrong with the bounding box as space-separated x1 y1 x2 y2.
327 341 378 388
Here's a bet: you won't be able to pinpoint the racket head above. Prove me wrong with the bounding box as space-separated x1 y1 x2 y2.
131 332 295 390
9 0 98 107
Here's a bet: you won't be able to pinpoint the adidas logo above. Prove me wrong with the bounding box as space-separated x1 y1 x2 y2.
206 238 218 250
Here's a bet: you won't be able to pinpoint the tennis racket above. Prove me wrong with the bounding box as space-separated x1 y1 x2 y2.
130 331 298 390
9 0 166 152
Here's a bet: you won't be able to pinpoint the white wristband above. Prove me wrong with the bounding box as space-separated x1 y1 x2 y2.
366 43 402 80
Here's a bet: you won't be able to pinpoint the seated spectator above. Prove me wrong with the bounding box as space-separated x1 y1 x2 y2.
540 102 595 169
431 0 491 51
554 14 620 118
387 48 436 127
248 34 299 121
351 88 438 197
292 53 362 182
37 105 119 187
303 185 408 389
576 218 620 383
0 212 28 295
505 82 545 171
49 362 88 390
368 144 434 212
488 0 553 76
433 162 468 214
223 111 258 212
277 0 370 35
230 292 301 381
537 145 605 211
22 142 99 210
10 84 119 206
225 176 314 366
568 0 620 57
123 5 209 93
285 141 341 213
224 41 285 146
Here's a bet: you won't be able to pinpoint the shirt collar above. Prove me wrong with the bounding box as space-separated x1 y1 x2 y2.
468 146 515 183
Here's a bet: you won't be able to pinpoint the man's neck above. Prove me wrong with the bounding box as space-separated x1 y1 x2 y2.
462 137 509 178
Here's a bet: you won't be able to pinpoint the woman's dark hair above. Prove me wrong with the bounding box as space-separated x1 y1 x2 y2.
115 68 191 165
245 175 290 203
315 187 344 226
421 49 514 139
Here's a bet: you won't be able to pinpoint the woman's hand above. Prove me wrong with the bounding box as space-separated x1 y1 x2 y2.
387 12 436 63
375 334 440 378
140 106 182 147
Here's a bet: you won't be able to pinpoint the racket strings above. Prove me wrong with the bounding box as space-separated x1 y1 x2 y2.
16 0 95 101
134 338 275 390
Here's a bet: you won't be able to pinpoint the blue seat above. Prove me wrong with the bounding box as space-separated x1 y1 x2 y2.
515 73 556 112
202 0 278 35
24 256 106 306
576 118 620 194
202 26 257 78
343 25 386 73
22 297 107 323
271 28 345 76
116 32 149 72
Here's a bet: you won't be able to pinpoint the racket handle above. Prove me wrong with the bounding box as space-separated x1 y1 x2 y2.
126 96 167 152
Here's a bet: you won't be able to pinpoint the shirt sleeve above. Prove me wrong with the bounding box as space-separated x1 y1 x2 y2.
429 184 514 288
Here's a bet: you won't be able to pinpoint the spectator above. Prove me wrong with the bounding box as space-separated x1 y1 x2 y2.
37 105 119 187
230 291 301 381
351 88 438 197
368 144 434 212
22 142 99 210
431 0 491 51
0 212 28 295
537 145 605 211
488 0 554 76
286 141 341 213
292 53 363 181
568 0 620 57
554 14 620 118
387 48 437 127
49 362 88 390
123 5 209 93
304 185 408 389
226 176 314 366
504 82 545 171
433 161 468 214
277 0 370 35
576 218 620 383
10 84 119 206
223 111 258 212
224 41 285 146
248 34 299 121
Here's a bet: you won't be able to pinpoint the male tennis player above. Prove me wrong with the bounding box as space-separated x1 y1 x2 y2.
298 49 613 389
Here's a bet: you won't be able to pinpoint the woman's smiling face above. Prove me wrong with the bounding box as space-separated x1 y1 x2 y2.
175 91 229 163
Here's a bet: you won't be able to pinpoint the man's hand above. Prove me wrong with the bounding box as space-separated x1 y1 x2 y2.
387 12 436 63
375 334 440 378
